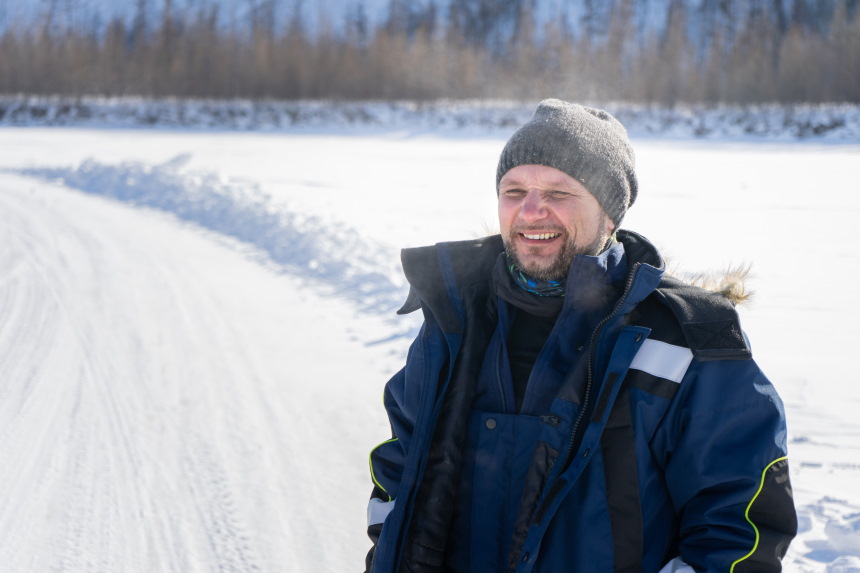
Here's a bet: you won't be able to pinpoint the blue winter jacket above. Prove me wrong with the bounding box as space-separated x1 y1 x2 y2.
366 230 796 573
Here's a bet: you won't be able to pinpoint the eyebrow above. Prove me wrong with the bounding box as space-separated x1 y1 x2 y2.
499 179 578 192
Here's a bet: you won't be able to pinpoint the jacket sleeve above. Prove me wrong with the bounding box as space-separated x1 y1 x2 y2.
365 365 407 572
365 320 438 572
658 357 797 572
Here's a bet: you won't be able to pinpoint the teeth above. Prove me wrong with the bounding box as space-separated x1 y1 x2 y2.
523 233 560 240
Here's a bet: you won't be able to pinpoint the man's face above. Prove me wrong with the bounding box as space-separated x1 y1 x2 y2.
498 164 616 281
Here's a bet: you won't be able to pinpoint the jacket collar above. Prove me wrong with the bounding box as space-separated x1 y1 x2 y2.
396 230 667 333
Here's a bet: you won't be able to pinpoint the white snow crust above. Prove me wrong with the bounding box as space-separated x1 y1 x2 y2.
0 120 858 572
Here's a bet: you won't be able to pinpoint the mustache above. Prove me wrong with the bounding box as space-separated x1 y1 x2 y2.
510 225 566 234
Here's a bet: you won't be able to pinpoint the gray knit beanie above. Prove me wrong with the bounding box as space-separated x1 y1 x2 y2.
496 99 638 226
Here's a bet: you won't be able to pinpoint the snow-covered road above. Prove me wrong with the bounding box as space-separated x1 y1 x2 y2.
0 171 394 571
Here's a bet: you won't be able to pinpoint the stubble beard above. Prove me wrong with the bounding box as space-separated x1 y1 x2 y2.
504 220 613 281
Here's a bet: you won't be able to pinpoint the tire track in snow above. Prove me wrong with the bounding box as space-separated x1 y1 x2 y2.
0 184 116 571
182 436 260 573
0 169 389 571
4 190 148 571
0 174 294 571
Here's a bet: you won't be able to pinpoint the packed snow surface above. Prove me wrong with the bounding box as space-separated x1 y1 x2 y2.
0 123 858 572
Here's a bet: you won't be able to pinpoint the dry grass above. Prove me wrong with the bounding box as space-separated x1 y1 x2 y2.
0 4 857 103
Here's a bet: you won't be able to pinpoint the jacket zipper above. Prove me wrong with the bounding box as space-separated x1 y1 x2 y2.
497 332 509 412
532 263 641 525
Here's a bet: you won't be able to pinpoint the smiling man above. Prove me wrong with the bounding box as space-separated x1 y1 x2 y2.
365 100 797 573
498 164 615 280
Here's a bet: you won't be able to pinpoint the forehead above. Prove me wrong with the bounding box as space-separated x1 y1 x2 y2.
499 164 589 193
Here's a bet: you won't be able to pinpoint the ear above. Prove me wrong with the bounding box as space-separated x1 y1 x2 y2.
605 213 616 233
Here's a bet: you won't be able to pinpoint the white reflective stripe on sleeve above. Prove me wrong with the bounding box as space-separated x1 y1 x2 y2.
657 557 695 573
367 498 396 526
629 339 694 383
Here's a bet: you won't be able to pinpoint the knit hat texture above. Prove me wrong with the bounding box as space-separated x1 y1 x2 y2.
496 99 638 226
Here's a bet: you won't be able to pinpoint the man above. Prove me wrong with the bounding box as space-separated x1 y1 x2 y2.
365 99 796 573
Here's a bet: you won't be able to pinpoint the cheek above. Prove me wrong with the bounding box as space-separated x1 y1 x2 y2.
497 202 514 233
570 207 610 236
564 216 596 245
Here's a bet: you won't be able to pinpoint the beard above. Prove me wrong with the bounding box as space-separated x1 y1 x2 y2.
503 220 613 281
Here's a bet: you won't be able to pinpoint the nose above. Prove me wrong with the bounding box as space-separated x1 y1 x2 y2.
519 190 548 222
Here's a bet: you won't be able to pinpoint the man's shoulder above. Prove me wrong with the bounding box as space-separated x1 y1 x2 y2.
636 275 752 361
397 235 504 317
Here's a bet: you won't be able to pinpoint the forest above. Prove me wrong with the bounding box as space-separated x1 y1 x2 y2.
0 0 858 103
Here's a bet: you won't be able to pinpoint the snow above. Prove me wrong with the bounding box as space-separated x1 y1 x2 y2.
3 96 860 142
0 121 858 572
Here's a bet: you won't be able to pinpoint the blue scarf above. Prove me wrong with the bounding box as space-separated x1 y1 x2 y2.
506 254 567 297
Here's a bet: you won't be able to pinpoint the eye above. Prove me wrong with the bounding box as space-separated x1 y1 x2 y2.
548 190 572 199
501 188 526 198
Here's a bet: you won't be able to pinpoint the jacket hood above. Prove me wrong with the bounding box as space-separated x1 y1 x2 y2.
615 229 665 272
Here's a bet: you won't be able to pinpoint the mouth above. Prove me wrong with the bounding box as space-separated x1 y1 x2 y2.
520 232 561 241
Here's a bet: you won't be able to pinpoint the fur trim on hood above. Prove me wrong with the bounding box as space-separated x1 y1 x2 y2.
670 263 754 306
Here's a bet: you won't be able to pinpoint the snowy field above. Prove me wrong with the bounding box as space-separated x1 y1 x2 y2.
0 124 858 572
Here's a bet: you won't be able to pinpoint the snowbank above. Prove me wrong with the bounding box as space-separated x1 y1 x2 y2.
13 156 406 316
1 96 859 141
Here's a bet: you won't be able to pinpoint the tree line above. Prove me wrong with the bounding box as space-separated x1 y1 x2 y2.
0 0 857 104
